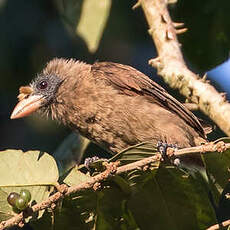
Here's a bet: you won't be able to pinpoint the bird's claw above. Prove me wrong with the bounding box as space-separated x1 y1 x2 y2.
157 141 178 159
157 141 181 167
84 156 109 172
84 156 100 169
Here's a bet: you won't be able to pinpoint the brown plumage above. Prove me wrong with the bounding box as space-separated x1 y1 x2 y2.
11 58 207 159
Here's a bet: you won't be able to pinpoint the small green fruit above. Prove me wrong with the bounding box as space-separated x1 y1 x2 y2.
20 189 31 203
7 192 20 206
15 197 28 210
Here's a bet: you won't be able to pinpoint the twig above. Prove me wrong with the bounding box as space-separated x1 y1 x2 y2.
0 141 229 230
140 0 230 136
175 141 228 156
0 154 162 230
132 1 141 10
207 219 230 230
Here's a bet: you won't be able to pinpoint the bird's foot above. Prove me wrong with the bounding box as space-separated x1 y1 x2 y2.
157 141 177 156
157 141 179 165
84 156 100 169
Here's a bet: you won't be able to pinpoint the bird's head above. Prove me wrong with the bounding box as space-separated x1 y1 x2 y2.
10 73 63 119
10 58 86 120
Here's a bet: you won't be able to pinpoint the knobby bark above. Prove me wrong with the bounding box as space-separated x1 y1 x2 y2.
140 0 230 136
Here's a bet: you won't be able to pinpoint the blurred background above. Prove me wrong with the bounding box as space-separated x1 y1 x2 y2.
0 0 230 154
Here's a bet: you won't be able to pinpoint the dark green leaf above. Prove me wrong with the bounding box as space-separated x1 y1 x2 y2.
204 137 230 193
128 167 216 229
109 142 159 166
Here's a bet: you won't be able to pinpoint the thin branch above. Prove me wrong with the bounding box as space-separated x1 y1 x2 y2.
140 0 230 136
207 219 230 230
0 141 229 230
0 155 161 230
174 141 228 156
132 1 141 10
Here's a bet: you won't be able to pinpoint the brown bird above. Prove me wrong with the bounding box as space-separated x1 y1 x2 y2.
10 58 208 169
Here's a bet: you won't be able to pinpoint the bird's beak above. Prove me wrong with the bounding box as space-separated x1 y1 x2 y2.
10 94 45 119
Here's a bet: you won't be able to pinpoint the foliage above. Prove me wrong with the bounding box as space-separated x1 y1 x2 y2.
1 138 230 229
54 0 111 53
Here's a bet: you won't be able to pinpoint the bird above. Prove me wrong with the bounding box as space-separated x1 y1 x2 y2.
10 58 208 169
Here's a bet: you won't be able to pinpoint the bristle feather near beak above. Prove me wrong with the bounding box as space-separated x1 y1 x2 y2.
17 86 34 101
19 86 33 94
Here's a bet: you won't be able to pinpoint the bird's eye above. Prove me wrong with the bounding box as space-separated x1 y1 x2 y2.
38 80 48 90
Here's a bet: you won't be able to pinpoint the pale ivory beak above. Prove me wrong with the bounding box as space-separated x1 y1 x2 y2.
10 95 45 119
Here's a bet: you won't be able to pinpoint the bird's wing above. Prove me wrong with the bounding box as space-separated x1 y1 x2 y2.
91 62 205 138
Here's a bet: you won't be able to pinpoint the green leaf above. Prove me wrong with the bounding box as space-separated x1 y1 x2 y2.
93 188 137 230
0 149 58 221
63 166 91 187
128 167 217 230
109 142 159 166
76 0 112 52
32 195 95 230
121 200 140 230
62 161 216 229
203 137 230 193
202 137 230 221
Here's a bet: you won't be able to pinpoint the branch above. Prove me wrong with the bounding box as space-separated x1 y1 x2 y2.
207 219 230 230
0 141 229 230
0 154 162 230
139 0 230 136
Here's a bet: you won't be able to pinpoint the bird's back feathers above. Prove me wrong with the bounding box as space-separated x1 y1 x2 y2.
91 62 206 139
